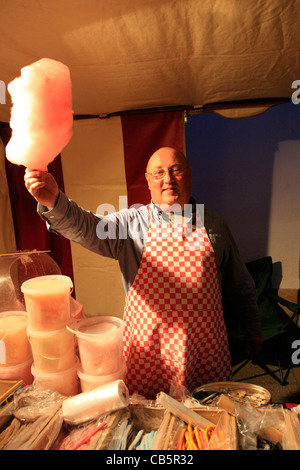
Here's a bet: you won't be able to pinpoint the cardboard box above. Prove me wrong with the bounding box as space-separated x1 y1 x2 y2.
0 380 23 433
0 379 23 407
89 405 237 450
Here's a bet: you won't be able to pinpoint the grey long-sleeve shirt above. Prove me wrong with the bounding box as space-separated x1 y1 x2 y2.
38 191 262 338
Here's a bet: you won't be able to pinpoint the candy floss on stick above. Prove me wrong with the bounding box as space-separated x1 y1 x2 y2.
6 58 73 170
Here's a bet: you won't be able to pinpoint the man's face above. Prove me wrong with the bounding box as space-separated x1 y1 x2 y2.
145 147 192 209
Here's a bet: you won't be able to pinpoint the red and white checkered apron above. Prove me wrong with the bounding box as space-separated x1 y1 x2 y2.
123 210 232 398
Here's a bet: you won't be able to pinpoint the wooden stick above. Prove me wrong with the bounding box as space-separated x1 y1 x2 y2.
157 392 214 428
27 400 64 450
0 250 50 256
208 411 237 450
151 410 171 450
163 414 176 450
93 413 117 450
113 418 128 450
281 410 300 450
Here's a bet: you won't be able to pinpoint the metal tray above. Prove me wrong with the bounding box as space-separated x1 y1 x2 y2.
192 381 271 407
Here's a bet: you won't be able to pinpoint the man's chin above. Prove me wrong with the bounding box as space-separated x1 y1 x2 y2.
159 200 184 212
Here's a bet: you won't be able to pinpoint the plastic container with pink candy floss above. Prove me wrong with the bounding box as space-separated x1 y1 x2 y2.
0 358 33 385
67 316 124 376
0 311 33 385
27 326 76 373
78 359 127 393
31 359 79 397
21 275 73 331
0 311 31 365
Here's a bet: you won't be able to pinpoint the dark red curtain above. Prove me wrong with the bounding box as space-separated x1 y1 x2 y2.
121 111 184 208
0 124 74 285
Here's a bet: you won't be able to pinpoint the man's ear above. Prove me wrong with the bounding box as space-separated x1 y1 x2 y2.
145 172 151 190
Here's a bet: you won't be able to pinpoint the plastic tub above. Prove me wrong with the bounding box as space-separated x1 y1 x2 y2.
0 357 33 385
78 360 127 393
27 327 76 373
31 360 79 396
67 316 124 375
0 311 31 365
21 275 73 331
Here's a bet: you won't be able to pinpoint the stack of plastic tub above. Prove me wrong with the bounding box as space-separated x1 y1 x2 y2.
21 275 78 396
67 315 127 392
0 311 33 385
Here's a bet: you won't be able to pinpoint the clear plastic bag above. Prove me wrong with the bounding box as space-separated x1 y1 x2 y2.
58 417 108 450
13 385 63 421
0 385 64 450
217 393 285 450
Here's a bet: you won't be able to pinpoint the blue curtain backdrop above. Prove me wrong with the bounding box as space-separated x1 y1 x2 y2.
186 102 300 270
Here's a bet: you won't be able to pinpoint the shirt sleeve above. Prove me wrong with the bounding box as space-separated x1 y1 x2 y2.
38 190 124 259
205 209 262 339
37 190 147 292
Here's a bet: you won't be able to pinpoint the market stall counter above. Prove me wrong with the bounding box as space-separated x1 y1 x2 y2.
0 379 300 450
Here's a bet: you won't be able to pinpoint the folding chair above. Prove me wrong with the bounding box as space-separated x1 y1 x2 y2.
228 256 300 385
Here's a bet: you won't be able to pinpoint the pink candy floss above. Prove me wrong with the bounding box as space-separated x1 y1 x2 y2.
6 58 73 170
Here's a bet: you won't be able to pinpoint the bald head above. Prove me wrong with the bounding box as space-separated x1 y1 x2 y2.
145 147 192 209
146 147 188 173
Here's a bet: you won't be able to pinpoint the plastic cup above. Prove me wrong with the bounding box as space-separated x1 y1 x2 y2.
27 327 76 373
21 275 73 331
67 316 124 375
0 311 31 365
31 360 79 396
78 360 127 393
0 357 33 385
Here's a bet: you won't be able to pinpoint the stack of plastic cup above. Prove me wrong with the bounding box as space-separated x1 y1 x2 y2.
21 275 79 396
67 315 127 392
0 311 33 385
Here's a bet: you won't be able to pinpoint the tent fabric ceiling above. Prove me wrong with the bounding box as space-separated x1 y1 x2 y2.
0 0 299 122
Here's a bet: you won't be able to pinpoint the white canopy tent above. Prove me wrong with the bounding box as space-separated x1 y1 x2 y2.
0 0 299 121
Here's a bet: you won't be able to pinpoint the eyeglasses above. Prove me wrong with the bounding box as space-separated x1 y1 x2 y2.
146 166 189 180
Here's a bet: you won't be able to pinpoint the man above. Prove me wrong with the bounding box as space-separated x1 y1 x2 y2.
25 147 263 398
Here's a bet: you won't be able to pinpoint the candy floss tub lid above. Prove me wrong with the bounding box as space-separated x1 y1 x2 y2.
0 310 28 321
21 274 73 294
67 315 124 340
